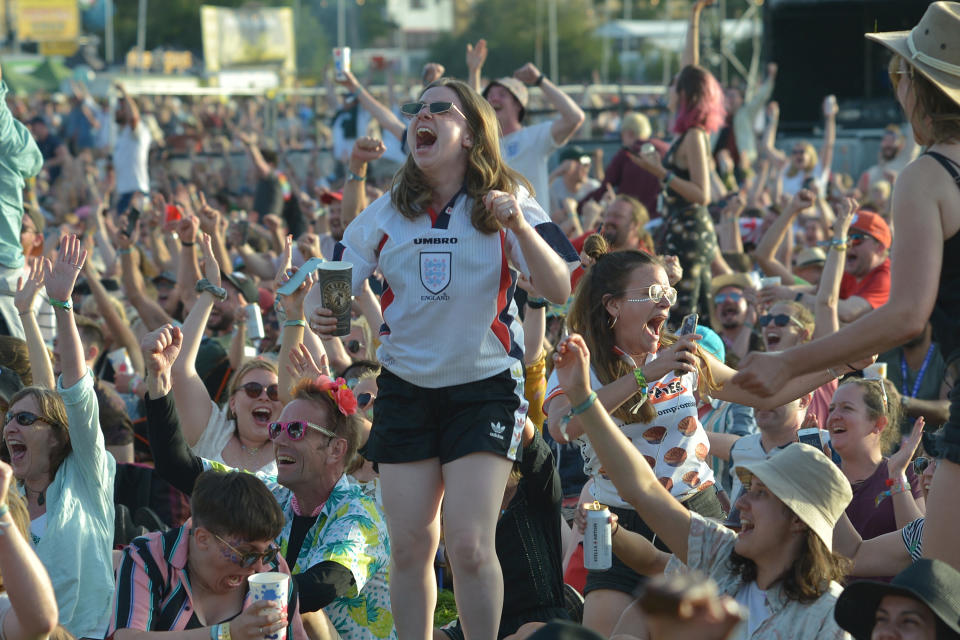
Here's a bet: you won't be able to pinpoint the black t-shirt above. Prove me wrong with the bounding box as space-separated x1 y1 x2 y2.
37 134 64 182
253 172 284 218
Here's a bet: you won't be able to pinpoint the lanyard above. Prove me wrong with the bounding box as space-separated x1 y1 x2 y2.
900 344 936 399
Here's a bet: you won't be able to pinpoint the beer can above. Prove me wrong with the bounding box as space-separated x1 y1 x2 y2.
334 47 351 82
245 303 266 340
583 501 612 571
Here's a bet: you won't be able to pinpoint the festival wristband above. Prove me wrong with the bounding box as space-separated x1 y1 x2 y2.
284 319 307 328
347 170 366 182
559 391 598 442
49 298 73 311
633 369 647 394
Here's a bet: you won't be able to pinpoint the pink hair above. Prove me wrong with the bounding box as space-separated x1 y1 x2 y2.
672 65 727 135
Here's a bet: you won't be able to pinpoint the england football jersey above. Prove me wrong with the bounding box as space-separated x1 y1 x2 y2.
335 187 578 388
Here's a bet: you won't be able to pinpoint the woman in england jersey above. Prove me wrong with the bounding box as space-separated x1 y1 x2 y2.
311 77 578 640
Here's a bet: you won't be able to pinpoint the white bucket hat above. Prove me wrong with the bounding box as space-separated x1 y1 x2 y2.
865 1 960 107
735 443 852 552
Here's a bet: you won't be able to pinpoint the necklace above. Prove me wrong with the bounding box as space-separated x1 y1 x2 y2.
21 483 45 506
238 439 263 456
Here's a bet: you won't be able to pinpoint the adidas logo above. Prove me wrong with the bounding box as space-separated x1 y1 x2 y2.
489 421 506 440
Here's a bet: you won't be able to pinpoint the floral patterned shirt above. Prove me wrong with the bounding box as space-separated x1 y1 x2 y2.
202 463 396 640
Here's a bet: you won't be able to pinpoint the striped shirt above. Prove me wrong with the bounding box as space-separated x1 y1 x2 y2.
110 523 306 639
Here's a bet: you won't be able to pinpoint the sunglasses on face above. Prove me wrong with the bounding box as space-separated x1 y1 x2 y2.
239 382 279 401
759 314 804 330
4 411 50 427
212 532 279 568
848 232 871 247
346 340 364 355
913 456 935 475
356 392 375 407
268 420 338 441
623 284 678 307
400 101 466 119
714 292 743 305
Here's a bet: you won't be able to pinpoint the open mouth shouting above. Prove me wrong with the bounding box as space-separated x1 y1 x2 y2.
6 438 27 466
415 126 437 152
252 407 273 427
644 313 668 344
764 329 782 350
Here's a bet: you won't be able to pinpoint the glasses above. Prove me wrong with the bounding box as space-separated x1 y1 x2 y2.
346 340 364 355
913 456 935 475
714 292 743 305
4 411 51 427
356 392 375 407
400 101 467 119
239 382 279 401
212 532 279 568
848 232 872 247
623 284 678 307
759 314 805 330
268 420 338 441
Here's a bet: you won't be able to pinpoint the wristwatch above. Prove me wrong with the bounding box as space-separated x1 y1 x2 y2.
195 278 227 301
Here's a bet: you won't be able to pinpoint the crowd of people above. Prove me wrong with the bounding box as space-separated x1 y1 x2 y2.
1 1 960 640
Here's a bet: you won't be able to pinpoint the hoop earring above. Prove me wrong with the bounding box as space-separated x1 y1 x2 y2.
609 314 619 329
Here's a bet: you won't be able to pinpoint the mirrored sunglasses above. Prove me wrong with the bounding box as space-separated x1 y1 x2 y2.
714 292 744 305
913 456 934 475
213 532 279 569
268 420 338 441
624 284 678 306
240 382 279 401
848 232 872 247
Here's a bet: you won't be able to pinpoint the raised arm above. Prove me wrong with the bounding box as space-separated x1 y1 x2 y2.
465 39 487 94
716 192 746 255
236 131 271 179
13 258 55 390
342 137 387 227
170 234 220 445
514 63 585 146
0 462 58 640
630 129 711 205
682 0 713 69
117 222 174 330
81 250 145 377
813 198 855 338
819 96 838 176
337 71 405 141
115 83 140 130
554 334 693 562
276 241 320 403
44 235 87 389
753 189 813 280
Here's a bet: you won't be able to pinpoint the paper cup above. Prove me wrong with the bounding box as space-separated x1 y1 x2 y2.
248 572 290 640
864 362 888 379
305 261 353 337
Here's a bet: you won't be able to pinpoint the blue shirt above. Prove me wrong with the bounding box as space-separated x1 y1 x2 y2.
0 81 43 269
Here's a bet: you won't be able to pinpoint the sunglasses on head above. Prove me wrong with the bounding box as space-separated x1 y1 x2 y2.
268 420 338 441
212 532 279 568
356 392 375 407
239 382 279 401
759 313 804 330
4 411 51 427
714 292 743 305
400 101 466 119
623 284 678 307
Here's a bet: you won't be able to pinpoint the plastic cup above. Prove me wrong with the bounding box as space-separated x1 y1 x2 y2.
247 572 289 640
305 261 353 337
759 276 781 289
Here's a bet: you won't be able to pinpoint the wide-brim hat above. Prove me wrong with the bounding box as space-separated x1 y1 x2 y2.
710 272 753 295
865 1 960 108
834 558 960 639
734 443 852 552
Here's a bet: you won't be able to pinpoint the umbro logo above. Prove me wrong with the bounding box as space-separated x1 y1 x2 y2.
489 421 506 440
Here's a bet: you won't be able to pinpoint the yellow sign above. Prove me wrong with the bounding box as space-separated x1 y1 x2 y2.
40 39 78 56
17 0 79 42
200 6 296 73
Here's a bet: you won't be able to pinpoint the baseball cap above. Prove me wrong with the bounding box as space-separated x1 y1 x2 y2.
834 558 960 639
850 210 891 249
558 145 591 165
152 271 177 285
734 443 852 551
222 271 258 304
320 190 343 205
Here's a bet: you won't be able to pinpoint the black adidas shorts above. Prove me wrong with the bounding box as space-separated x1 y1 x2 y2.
363 364 528 465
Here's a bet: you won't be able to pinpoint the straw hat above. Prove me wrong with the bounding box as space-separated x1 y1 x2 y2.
735 443 852 552
865 1 960 107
